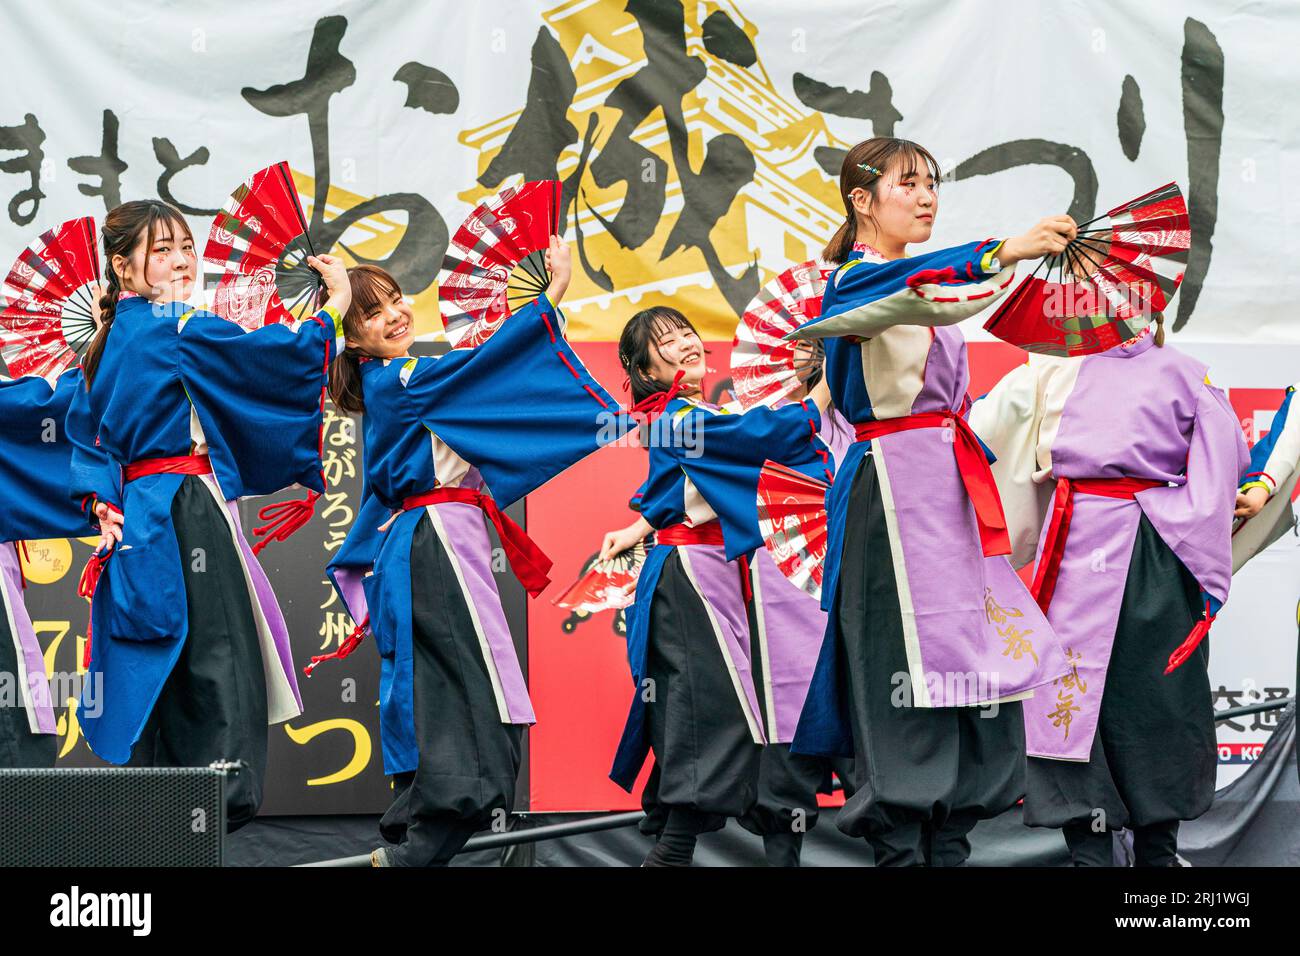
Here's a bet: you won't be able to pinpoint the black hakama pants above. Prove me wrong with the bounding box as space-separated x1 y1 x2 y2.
1025 515 1212 866
834 455 1025 866
127 476 268 832
378 514 522 867
0 603 56 769
736 592 856 865
641 548 761 829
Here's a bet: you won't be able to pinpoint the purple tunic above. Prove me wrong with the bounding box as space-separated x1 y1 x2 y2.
973 333 1249 759
790 242 1073 716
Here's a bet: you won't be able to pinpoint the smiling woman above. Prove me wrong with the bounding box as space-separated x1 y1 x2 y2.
601 303 835 867
323 240 636 867
65 198 352 832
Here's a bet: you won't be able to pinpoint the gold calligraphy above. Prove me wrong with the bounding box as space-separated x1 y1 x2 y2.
1047 647 1087 740
986 588 1039 666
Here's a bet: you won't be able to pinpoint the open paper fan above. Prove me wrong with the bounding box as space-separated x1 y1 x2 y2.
0 217 101 383
984 182 1189 357
551 536 653 615
732 258 831 410
732 242 873 408
204 161 323 331
438 179 560 349
756 460 830 601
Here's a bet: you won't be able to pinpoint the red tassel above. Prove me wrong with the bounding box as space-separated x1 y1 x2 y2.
78 551 108 670
1165 601 1215 675
78 551 106 599
254 327 334 556
303 616 368 677
252 489 322 555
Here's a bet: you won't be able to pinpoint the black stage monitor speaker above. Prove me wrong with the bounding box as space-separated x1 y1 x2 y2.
0 763 232 866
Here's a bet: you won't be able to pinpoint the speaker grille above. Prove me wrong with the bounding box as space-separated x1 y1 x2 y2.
0 767 226 866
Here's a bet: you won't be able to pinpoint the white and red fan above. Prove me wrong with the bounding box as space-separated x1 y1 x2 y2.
551 536 653 615
756 460 830 601
438 179 560 349
204 161 323 331
731 258 832 410
0 216 100 383
984 182 1189 357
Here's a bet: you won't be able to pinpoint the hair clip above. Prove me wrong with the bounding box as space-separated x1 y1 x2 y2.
857 162 883 177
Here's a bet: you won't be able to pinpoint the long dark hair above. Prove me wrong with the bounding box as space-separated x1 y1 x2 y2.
82 200 194 386
617 306 708 405
822 137 942 265
328 264 404 415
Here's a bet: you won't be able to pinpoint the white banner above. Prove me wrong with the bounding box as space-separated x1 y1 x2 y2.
1 0 1295 785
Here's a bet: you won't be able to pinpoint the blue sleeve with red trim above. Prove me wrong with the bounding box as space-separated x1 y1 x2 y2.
175 306 339 499
0 368 96 539
798 240 1005 341
668 399 828 560
398 294 633 509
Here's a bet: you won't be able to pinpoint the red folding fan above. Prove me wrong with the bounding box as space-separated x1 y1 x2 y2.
551 536 653 615
204 161 323 330
756 460 830 601
0 216 100 382
438 179 560 349
983 182 1189 356
731 258 832 410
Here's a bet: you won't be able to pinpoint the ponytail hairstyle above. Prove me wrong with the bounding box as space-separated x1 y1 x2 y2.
328 264 404 415
822 137 943 265
1153 312 1166 347
617 305 708 405
83 200 194 387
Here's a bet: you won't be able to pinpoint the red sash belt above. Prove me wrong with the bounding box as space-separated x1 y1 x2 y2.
657 521 725 548
78 453 215 669
854 412 1010 557
402 487 552 598
657 520 752 602
123 453 213 483
1031 476 1163 614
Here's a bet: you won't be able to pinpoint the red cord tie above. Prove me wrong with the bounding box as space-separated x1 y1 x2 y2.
254 312 334 555
304 616 369 677
627 370 686 425
77 550 110 670
1165 601 1215 676
252 489 323 556
906 266 963 289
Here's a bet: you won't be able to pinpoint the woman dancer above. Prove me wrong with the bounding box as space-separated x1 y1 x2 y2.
66 199 348 829
788 137 1070 866
600 306 832 866
972 314 1248 865
324 240 631 866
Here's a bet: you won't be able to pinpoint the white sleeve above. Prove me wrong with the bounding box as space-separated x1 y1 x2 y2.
969 360 1052 570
